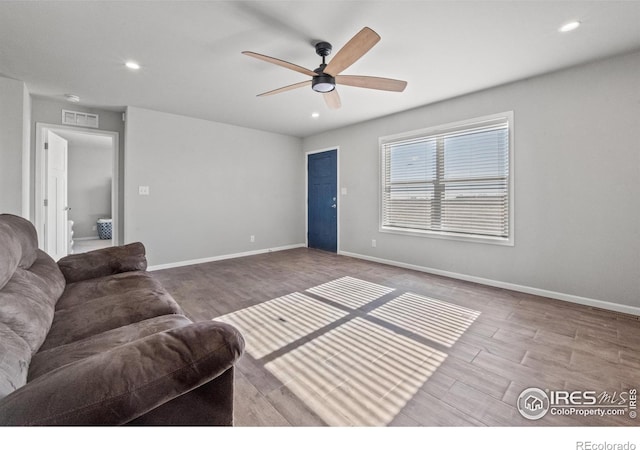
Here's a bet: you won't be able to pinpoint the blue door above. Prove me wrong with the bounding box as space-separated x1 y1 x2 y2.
308 150 337 252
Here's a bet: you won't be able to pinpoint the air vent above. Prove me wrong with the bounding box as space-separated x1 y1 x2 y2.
62 109 99 128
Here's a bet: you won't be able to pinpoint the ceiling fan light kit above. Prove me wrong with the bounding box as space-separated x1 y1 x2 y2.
243 26 407 109
312 74 336 93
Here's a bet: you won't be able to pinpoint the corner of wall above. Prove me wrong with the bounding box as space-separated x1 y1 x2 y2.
22 84 31 219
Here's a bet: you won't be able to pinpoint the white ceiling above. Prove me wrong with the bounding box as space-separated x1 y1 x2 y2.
1 1 639 138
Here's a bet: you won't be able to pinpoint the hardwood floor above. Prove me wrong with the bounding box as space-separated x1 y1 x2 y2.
153 248 639 426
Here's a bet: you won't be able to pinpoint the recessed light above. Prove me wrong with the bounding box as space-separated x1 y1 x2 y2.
125 61 141 70
64 94 80 103
559 21 581 33
311 112 320 118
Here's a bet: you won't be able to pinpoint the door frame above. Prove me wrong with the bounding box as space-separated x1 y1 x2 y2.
305 146 340 252
35 122 120 250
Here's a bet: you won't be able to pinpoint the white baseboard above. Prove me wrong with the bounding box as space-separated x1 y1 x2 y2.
148 244 306 271
73 236 100 241
339 250 640 317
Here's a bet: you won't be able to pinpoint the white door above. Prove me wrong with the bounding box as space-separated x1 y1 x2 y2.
45 130 69 261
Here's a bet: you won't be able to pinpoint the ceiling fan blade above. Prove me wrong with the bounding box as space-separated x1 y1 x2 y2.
257 80 311 97
324 27 381 76
323 89 341 109
336 75 407 92
242 51 317 77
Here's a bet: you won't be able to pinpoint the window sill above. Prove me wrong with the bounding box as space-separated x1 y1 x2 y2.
379 226 514 246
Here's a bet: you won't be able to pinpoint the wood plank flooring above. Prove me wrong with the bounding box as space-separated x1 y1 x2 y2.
153 248 640 426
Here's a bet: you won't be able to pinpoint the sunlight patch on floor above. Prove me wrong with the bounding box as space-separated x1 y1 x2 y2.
216 292 347 359
266 318 446 426
368 292 481 347
215 277 480 426
306 276 395 309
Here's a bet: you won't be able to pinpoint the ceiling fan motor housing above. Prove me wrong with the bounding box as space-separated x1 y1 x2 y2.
312 73 336 92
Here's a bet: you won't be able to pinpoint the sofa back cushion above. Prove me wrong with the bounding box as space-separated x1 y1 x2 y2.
0 215 38 288
0 323 31 399
57 242 147 284
0 251 66 352
0 215 65 399
0 222 21 291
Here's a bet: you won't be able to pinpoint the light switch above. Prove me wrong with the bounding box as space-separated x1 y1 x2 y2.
341 187 347 195
138 186 150 196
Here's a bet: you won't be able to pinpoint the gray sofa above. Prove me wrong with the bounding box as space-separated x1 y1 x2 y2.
0 213 244 425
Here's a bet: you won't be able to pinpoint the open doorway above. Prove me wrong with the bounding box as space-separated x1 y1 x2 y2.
35 123 119 259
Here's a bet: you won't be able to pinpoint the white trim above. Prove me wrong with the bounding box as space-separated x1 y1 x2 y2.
35 123 120 249
305 146 340 252
147 244 306 271
379 226 513 246
339 250 640 317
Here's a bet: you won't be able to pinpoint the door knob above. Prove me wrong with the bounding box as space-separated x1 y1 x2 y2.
331 204 337 208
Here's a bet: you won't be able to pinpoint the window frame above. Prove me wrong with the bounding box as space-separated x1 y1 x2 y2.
379 111 514 246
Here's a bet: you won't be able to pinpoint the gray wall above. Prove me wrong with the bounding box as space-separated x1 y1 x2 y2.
303 51 640 311
67 139 113 238
30 96 124 242
124 106 305 266
0 76 28 216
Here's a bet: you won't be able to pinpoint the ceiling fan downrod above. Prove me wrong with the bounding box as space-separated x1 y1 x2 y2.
312 41 335 93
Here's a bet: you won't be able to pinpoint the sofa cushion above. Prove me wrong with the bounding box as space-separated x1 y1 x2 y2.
0 222 20 291
0 215 38 271
0 321 244 425
0 323 31 399
40 287 184 351
28 250 66 308
56 271 165 310
57 242 147 284
0 215 64 400
0 214 40 291
29 314 193 382
0 251 65 354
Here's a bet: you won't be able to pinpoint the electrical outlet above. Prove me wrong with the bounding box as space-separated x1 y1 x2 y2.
372 239 377 248
250 235 255 243
92 225 97 231
138 185 150 196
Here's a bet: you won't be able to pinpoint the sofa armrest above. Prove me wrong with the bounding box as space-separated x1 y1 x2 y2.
0 321 244 425
57 242 147 283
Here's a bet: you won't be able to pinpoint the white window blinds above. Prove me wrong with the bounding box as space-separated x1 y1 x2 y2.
381 114 512 242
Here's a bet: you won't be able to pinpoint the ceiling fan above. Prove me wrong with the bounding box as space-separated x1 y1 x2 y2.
242 27 407 109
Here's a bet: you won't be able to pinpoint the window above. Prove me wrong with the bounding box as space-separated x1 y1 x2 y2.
380 112 513 245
